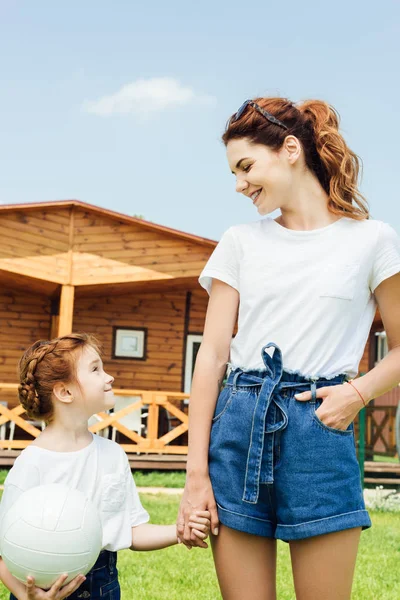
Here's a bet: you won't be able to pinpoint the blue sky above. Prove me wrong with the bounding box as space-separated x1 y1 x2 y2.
0 0 399 240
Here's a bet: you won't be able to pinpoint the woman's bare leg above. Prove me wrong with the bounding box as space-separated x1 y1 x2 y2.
289 527 362 600
211 524 277 600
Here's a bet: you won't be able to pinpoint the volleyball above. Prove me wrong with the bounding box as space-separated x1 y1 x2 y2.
0 484 102 589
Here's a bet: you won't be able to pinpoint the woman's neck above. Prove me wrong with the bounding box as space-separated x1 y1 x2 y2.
277 170 338 231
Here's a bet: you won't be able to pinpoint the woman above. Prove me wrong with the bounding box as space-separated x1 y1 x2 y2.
177 97 400 599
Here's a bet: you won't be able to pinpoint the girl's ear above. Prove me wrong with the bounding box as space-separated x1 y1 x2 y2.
53 382 73 404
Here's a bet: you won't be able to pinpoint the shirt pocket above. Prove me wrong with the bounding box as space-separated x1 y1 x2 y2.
101 473 127 513
319 263 360 300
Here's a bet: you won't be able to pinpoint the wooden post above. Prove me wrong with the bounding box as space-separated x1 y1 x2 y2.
57 285 75 336
358 408 366 489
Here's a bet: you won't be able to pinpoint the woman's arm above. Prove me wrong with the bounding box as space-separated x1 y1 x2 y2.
353 273 400 402
295 274 400 427
177 279 239 547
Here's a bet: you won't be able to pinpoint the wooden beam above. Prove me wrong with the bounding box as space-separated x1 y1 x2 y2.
68 205 75 284
57 284 75 336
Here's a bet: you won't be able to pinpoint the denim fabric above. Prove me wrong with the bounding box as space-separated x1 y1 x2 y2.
10 551 120 600
209 343 371 541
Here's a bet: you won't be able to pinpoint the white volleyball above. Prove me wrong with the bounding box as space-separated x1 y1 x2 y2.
0 484 102 589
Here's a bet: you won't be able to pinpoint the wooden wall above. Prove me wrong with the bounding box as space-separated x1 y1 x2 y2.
0 287 52 407
188 289 208 334
358 336 371 375
72 290 190 391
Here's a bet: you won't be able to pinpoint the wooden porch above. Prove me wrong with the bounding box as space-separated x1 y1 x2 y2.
0 200 399 482
1 382 399 485
0 200 214 428
0 383 190 467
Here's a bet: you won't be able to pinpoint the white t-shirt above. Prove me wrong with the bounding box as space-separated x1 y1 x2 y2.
199 217 400 379
0 434 149 552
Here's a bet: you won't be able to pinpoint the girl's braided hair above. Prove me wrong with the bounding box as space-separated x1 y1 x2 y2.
18 333 101 420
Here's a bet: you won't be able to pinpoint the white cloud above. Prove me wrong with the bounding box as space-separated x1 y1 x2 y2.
83 77 216 117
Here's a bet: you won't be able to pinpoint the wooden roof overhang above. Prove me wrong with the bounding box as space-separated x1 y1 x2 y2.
0 199 383 328
0 201 216 277
0 199 218 335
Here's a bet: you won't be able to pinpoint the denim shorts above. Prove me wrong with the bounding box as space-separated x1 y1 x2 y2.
209 343 372 541
10 550 120 600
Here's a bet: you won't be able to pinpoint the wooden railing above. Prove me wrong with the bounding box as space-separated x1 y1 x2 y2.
0 384 189 454
364 405 398 457
0 382 398 457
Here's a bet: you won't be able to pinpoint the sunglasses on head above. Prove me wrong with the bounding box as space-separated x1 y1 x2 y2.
229 99 288 131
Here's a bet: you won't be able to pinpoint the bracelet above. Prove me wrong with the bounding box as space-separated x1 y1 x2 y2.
347 380 367 407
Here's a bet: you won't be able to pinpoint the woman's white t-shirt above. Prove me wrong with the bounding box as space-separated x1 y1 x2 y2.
199 217 400 379
0 434 149 552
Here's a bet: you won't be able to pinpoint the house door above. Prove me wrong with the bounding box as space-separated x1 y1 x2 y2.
184 334 202 393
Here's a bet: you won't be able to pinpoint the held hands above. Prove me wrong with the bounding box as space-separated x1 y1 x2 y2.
24 573 85 600
178 510 212 549
177 474 219 550
294 381 366 431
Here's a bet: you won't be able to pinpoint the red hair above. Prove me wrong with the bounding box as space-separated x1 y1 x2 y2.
18 333 102 421
223 97 369 220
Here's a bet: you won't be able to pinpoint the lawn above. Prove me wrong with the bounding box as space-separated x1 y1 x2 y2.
0 491 399 599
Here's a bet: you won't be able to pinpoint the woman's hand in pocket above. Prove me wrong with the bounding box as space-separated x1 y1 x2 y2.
295 382 364 431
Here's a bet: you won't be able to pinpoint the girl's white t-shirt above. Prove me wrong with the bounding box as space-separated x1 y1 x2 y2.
199 217 400 379
0 434 149 552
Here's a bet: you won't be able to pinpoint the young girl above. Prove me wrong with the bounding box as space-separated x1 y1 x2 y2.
0 333 210 600
177 97 400 599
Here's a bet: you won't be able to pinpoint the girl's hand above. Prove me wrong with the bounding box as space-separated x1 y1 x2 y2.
177 473 219 550
24 573 86 600
187 510 211 549
295 382 364 431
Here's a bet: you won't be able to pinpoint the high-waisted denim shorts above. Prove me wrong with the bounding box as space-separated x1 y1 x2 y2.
209 343 371 541
10 550 120 600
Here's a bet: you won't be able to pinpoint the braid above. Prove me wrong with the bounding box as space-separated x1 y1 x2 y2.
18 340 58 420
17 333 101 422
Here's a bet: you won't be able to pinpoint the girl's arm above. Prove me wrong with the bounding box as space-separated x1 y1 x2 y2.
0 559 85 600
130 524 178 551
0 558 28 599
131 511 211 551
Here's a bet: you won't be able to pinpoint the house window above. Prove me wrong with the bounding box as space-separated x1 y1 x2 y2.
184 335 202 393
375 331 388 364
112 327 147 360
184 334 231 393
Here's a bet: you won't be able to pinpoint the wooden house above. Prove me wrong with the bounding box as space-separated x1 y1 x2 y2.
0 200 397 465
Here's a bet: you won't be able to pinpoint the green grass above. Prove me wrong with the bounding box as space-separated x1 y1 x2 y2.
2 459 400 490
0 469 187 488
373 454 399 464
132 470 186 488
0 495 399 599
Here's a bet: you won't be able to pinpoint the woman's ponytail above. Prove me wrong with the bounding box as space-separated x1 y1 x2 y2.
298 100 368 219
223 96 369 220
